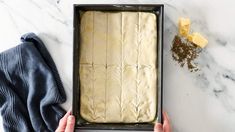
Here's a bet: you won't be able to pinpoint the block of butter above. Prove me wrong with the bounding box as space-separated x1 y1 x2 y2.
178 18 190 37
188 32 208 48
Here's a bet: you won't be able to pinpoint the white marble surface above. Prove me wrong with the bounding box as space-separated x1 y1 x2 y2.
1 0 235 132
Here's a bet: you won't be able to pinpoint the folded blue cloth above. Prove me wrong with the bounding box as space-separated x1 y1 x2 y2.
0 33 66 132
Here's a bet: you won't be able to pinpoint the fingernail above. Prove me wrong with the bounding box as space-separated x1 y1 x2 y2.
163 112 169 120
65 110 71 116
68 115 75 123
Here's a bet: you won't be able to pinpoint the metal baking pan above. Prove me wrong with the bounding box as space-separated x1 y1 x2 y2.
72 4 164 131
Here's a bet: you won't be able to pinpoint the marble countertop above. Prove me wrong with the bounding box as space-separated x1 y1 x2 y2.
1 0 235 132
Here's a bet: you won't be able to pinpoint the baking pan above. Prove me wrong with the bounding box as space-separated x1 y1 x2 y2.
72 4 164 131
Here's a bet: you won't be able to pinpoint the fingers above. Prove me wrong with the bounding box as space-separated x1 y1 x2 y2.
65 115 75 132
61 110 72 122
154 123 163 132
55 111 72 132
154 112 171 132
163 112 171 132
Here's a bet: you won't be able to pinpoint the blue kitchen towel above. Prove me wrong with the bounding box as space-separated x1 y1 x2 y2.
0 33 66 132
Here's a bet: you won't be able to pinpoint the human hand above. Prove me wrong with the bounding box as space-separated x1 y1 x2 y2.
56 111 75 132
154 112 171 132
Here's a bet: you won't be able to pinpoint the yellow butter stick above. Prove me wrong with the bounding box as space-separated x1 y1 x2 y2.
187 32 208 48
178 17 190 37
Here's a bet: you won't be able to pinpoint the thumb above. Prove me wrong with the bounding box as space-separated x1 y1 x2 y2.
154 123 163 132
65 115 75 132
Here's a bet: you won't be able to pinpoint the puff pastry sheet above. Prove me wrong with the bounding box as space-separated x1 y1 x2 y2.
79 11 157 123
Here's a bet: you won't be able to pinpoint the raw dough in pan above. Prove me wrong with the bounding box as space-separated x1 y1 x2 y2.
79 11 157 123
